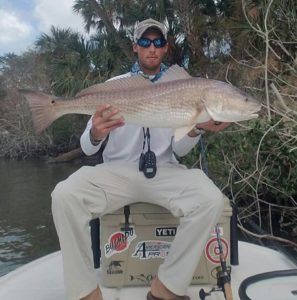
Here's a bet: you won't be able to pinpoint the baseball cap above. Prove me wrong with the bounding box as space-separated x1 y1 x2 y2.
133 18 168 42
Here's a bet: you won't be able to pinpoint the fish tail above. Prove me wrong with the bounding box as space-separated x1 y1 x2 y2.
20 90 59 133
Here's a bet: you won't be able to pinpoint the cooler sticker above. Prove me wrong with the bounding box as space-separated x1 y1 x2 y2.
107 260 124 275
155 227 177 237
210 226 224 237
129 273 154 285
132 240 171 260
104 228 136 258
192 274 205 281
205 237 229 264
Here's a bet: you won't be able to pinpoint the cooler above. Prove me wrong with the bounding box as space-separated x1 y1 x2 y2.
100 196 232 287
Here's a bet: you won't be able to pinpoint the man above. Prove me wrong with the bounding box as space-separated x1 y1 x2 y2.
51 18 229 300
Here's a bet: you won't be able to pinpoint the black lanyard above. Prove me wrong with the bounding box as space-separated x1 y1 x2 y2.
142 127 151 152
139 128 157 178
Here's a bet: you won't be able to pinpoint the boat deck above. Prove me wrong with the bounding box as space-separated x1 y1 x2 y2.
0 241 296 300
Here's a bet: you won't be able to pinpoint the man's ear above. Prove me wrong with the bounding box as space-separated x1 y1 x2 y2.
164 43 169 54
132 43 138 53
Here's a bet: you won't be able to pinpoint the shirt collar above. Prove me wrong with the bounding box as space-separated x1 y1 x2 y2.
130 61 168 82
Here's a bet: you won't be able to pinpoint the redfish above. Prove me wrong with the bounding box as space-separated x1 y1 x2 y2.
21 65 261 140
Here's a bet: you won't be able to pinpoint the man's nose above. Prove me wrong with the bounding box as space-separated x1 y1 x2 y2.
148 43 156 51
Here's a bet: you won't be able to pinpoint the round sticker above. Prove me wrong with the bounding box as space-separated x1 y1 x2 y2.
110 232 127 251
104 229 136 257
205 237 229 264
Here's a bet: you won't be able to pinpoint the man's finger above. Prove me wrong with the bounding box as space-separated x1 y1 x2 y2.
101 108 121 120
102 117 125 129
99 119 125 136
93 104 111 118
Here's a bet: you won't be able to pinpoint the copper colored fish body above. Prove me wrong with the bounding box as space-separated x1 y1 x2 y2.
21 65 261 140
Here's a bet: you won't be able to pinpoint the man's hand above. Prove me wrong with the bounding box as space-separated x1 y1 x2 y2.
197 120 230 132
188 120 230 137
90 104 125 141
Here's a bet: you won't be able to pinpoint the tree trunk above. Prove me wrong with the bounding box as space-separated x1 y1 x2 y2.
47 147 84 163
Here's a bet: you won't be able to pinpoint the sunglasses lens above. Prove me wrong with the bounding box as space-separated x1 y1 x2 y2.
154 38 167 48
137 38 167 48
137 38 151 48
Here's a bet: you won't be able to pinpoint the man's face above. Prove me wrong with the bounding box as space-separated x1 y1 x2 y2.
133 30 168 75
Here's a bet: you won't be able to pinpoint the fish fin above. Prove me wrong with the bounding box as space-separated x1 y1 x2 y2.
174 126 195 141
19 89 59 134
157 64 192 83
76 75 151 97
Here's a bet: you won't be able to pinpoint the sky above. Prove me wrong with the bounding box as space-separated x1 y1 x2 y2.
0 0 88 56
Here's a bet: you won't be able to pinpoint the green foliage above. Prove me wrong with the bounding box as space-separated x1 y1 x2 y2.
89 32 132 80
73 0 171 33
35 27 97 96
48 115 89 150
182 117 297 203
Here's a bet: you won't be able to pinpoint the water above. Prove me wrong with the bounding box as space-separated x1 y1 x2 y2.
0 159 80 277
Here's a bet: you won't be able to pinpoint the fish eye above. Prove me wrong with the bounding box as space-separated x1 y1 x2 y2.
51 100 55 104
245 98 249 102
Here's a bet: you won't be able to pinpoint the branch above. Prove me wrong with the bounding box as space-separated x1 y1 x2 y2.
47 147 84 163
255 118 282 170
263 0 274 121
270 83 297 115
238 224 297 248
242 0 264 36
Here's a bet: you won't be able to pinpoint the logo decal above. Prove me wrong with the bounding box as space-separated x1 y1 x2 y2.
155 227 177 237
205 237 229 264
132 240 171 260
104 228 136 257
107 260 124 274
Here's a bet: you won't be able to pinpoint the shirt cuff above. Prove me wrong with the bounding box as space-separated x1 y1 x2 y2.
173 133 201 157
80 126 103 156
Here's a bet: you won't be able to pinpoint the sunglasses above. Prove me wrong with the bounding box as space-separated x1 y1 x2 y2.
137 38 167 48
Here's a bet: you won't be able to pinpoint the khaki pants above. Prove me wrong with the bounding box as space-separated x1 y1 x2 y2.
51 162 224 300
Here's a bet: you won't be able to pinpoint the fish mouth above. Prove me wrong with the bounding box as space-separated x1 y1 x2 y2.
241 106 262 120
206 107 261 122
245 105 263 119
249 113 259 119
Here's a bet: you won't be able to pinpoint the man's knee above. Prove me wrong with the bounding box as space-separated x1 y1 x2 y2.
51 179 76 212
199 181 224 216
51 176 108 217
193 169 224 204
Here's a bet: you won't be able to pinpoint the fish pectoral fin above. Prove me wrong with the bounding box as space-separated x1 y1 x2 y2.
76 75 151 97
174 126 195 142
157 65 192 83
